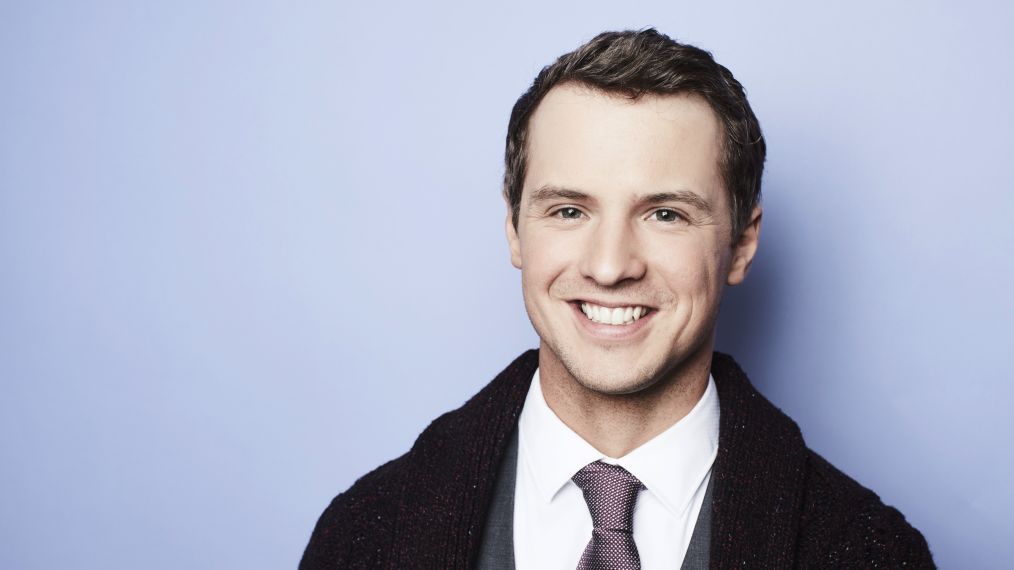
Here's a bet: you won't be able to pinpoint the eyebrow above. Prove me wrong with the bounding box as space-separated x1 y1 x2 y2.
528 185 591 204
528 185 713 214
640 191 713 215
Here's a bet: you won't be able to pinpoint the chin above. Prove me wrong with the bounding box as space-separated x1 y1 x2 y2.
556 347 665 396
575 374 657 396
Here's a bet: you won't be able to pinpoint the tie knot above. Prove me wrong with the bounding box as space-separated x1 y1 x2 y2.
571 461 644 532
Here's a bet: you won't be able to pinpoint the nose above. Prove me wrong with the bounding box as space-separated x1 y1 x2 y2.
578 216 647 286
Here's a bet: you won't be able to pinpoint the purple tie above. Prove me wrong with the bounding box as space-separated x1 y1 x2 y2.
571 461 645 570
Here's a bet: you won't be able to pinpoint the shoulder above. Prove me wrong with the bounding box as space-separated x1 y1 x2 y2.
298 403 474 569
299 349 539 569
796 448 935 567
708 351 934 567
298 452 410 569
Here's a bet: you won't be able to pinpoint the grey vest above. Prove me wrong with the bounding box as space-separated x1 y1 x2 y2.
477 430 713 569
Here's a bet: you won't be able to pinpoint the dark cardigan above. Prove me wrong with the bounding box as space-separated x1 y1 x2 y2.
300 350 934 569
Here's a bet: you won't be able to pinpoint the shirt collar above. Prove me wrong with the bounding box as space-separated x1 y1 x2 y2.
518 367 720 518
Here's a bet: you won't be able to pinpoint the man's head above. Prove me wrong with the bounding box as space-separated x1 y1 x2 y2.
504 29 765 395
504 29 765 240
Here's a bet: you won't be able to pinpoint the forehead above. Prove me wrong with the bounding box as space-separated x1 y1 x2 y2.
524 84 725 207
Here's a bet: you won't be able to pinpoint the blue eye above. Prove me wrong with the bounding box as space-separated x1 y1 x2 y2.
653 209 684 222
556 207 583 219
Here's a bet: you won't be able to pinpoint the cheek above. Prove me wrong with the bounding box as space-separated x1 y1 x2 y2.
656 241 727 300
519 239 572 335
520 230 573 289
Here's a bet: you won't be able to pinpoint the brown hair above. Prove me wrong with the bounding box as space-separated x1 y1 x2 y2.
504 29 765 238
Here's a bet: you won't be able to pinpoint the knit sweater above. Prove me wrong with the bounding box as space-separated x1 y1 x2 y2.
300 350 935 569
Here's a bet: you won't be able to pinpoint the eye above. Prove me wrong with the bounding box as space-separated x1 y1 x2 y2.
554 207 584 220
652 208 686 223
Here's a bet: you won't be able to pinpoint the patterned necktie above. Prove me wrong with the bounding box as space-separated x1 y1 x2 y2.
571 460 645 570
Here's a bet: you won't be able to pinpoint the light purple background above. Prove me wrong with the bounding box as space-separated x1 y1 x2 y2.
2 1 1011 568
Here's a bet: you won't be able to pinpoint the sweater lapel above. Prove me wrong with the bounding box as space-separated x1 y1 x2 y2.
389 350 538 569
709 351 808 567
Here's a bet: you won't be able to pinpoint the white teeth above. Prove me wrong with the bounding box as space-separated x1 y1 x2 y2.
610 307 623 325
579 302 650 326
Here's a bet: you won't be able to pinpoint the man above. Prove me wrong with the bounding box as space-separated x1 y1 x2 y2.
301 29 934 569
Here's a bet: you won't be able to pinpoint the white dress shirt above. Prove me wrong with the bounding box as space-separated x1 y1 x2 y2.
514 368 720 569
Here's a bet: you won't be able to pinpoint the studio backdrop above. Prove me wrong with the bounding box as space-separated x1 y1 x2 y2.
1 1 1011 568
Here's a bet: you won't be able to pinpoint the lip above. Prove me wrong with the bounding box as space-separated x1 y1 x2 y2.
568 301 655 341
574 298 657 310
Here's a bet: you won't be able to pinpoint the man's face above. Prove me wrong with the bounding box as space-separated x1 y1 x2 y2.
506 84 760 395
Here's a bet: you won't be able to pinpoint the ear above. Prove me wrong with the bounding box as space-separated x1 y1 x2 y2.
727 205 762 286
505 196 523 269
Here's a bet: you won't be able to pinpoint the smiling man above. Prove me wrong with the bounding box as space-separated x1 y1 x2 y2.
301 29 934 569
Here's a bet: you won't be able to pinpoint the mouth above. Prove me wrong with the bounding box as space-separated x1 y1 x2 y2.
572 300 655 326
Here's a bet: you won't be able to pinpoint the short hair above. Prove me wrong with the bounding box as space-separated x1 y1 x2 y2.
504 29 765 239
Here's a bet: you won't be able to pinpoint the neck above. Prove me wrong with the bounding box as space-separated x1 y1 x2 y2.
538 338 714 458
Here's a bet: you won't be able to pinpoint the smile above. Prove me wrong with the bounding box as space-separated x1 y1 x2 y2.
579 302 652 326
